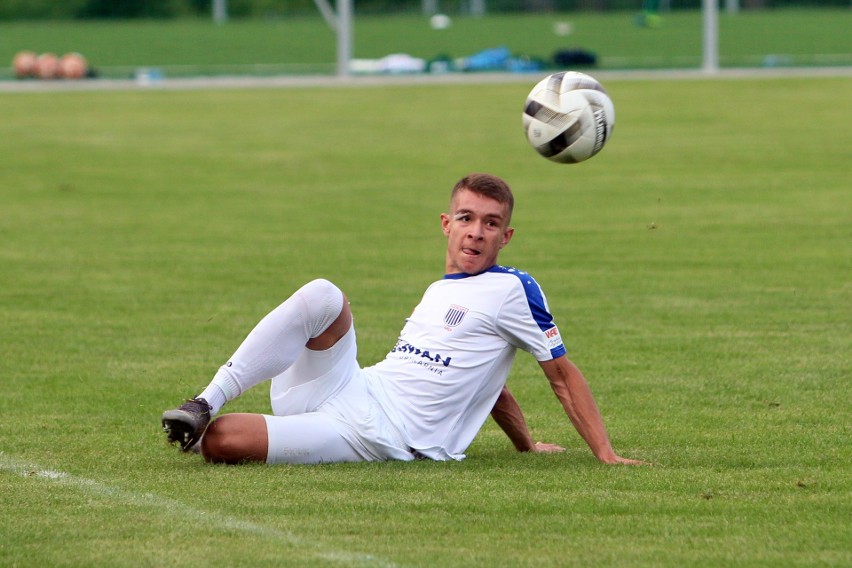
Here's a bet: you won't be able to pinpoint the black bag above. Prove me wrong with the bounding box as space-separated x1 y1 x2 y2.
553 49 597 67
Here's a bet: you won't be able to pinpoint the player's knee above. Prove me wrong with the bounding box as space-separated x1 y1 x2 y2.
201 414 268 465
303 278 337 296
301 279 342 311
298 279 345 338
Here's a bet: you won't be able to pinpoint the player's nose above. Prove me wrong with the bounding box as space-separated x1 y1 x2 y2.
468 221 485 239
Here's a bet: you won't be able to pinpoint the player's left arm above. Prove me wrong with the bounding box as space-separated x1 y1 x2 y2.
539 356 645 465
491 386 565 453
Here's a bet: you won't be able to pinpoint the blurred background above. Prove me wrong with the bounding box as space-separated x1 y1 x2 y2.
1 0 850 81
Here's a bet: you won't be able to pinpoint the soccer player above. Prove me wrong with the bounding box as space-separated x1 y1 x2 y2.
162 173 642 466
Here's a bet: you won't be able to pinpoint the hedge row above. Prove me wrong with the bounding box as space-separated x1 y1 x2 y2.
0 0 846 21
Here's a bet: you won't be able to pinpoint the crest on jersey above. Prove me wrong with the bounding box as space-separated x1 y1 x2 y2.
444 304 469 327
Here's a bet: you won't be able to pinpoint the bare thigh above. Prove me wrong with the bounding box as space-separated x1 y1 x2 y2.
201 413 268 465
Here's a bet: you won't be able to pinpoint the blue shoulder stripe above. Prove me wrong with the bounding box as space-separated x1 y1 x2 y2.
486 266 552 331
443 265 567 358
489 266 567 359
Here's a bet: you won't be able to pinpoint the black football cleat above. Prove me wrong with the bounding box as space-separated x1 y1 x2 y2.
162 397 211 452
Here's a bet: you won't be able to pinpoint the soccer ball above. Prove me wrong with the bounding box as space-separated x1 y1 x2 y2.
522 71 615 164
429 14 451 30
12 50 38 78
59 53 88 80
35 52 60 80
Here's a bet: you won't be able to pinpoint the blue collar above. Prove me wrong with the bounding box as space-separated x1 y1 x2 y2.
443 265 504 280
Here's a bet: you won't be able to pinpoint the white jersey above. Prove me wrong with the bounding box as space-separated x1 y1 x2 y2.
364 265 566 461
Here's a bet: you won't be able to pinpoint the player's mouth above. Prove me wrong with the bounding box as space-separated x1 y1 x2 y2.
463 247 481 256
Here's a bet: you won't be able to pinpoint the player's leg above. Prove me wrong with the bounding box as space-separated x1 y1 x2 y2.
200 412 363 465
206 278 350 404
200 343 413 464
163 278 351 451
198 413 268 464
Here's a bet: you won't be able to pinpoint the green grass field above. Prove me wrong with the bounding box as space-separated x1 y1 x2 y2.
1 73 850 566
1 8 851 78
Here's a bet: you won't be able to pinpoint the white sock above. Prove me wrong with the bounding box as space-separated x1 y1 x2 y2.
197 383 228 417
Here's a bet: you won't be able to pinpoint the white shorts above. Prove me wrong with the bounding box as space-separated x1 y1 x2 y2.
263 326 413 464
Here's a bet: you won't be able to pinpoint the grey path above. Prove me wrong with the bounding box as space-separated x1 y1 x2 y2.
2 66 851 93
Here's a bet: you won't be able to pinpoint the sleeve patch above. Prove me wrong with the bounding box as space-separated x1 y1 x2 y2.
544 325 563 351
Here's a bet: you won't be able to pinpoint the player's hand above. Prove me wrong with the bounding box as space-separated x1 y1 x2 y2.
531 441 565 453
600 454 649 466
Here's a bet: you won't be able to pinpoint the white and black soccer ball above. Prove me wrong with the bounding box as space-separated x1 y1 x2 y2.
522 71 615 164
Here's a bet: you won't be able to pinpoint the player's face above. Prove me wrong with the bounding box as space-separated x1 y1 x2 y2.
441 189 514 275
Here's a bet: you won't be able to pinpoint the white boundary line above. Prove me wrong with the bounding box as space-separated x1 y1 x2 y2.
0 451 398 567
1 67 850 93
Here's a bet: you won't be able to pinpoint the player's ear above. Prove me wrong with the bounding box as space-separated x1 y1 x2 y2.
440 213 451 236
500 227 514 248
